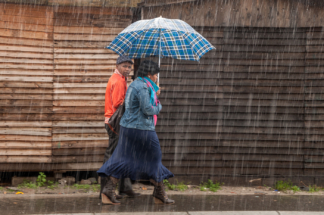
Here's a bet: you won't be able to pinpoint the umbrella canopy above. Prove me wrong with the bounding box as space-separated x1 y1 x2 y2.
107 17 215 62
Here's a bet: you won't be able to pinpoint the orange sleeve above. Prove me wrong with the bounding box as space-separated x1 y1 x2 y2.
111 81 126 109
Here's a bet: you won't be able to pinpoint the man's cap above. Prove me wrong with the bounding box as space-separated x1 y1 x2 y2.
116 55 134 65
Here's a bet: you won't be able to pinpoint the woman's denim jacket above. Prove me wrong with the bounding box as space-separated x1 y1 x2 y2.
120 78 162 131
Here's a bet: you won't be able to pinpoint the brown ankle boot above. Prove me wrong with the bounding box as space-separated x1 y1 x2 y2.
101 176 121 205
100 177 123 200
150 179 175 204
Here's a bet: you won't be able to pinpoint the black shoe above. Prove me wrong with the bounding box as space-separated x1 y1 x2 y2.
119 190 141 198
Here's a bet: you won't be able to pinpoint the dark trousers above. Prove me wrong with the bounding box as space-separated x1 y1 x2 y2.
102 124 132 192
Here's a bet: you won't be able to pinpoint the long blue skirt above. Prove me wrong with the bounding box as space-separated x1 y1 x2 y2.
97 126 174 182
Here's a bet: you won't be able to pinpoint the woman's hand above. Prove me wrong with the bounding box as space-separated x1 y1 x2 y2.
156 90 161 96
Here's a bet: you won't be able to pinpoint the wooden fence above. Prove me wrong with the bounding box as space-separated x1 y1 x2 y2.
0 3 133 172
156 26 324 184
1 2 324 185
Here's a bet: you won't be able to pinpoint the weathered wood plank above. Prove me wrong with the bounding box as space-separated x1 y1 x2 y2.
0 36 52 47
53 76 108 83
52 133 107 141
0 134 51 141
53 121 102 127
52 114 102 121
53 148 105 155
0 141 51 149
0 94 53 100
53 100 104 106
0 156 52 163
0 99 53 106
52 140 107 149
53 127 106 134
54 41 110 48
1 88 52 94
54 70 116 76
0 107 53 114
0 14 53 25
54 47 115 54
53 106 103 114
0 69 53 76
49 60 107 70
54 83 106 88
0 128 51 136
223 45 305 53
0 114 52 121
0 28 52 40
53 87 105 94
53 26 124 34
0 58 53 65
0 149 51 155
52 155 102 163
0 75 53 82
54 33 115 41
0 51 53 59
0 121 52 127
0 44 52 53
54 53 117 59
0 82 52 88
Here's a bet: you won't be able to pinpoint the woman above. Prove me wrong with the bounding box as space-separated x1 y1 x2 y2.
97 60 175 205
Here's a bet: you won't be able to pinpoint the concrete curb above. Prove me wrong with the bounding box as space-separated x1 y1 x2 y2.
28 212 324 215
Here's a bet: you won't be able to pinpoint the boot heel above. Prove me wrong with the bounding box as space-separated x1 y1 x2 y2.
102 194 120 205
154 197 164 204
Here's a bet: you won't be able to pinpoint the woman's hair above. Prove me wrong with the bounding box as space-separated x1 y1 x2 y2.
136 60 160 77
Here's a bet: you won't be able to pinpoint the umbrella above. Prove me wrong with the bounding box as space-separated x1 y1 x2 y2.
107 16 215 84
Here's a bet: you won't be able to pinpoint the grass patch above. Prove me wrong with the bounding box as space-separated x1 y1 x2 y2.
199 179 223 192
72 184 100 192
275 180 294 192
309 185 322 193
163 180 188 191
18 180 38 189
275 180 302 193
47 180 59 190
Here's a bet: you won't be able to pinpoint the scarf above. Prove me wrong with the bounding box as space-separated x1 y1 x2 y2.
138 77 159 126
138 77 159 106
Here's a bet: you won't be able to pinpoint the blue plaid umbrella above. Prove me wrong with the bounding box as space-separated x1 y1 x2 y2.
107 16 215 83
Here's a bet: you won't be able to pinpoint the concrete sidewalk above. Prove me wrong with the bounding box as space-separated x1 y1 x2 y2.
28 212 324 215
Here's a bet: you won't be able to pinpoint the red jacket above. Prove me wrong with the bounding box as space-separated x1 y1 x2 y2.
104 71 127 123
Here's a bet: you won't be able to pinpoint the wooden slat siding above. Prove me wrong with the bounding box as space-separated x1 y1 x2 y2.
304 27 324 174
155 27 308 178
52 6 133 164
0 3 53 164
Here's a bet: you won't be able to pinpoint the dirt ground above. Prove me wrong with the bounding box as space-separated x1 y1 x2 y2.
1 183 324 197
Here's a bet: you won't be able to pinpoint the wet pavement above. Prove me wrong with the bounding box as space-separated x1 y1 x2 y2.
0 194 324 215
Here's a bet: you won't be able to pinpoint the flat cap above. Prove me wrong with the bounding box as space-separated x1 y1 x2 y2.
116 55 134 65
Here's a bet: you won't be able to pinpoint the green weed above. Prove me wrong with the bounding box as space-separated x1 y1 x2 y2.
275 180 294 192
18 180 38 189
163 180 188 191
92 184 101 192
291 185 300 193
199 179 223 192
47 180 59 190
36 172 46 187
309 185 321 193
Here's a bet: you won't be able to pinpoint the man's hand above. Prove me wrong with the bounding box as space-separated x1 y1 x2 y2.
156 90 161 96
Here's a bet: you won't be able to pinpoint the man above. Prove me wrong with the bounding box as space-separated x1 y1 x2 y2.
100 55 140 198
